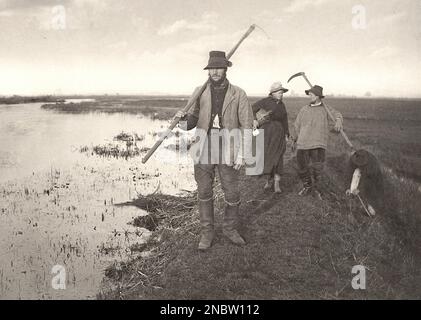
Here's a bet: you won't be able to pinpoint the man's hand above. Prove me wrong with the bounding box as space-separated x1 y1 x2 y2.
175 110 188 129
289 136 297 152
174 110 186 120
334 119 343 132
346 188 360 196
253 120 259 130
233 157 245 170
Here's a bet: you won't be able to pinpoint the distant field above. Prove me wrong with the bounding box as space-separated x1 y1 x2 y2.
0 95 61 104
42 96 421 182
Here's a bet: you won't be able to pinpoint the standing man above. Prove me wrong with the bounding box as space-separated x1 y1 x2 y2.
176 51 253 250
291 85 343 199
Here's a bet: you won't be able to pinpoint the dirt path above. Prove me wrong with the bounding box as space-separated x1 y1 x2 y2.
101 149 421 300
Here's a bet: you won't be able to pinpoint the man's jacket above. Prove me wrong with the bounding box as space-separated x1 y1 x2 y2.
183 81 253 165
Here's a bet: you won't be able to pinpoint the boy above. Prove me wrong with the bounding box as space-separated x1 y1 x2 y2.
291 85 343 199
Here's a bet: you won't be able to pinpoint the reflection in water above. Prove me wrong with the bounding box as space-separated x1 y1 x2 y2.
0 103 196 299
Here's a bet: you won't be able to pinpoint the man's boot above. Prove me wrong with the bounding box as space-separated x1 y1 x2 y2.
198 200 215 250
263 176 273 191
298 169 312 196
312 162 323 200
223 204 246 246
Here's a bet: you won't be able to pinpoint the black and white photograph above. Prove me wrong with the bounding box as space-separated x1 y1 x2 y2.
0 0 420 303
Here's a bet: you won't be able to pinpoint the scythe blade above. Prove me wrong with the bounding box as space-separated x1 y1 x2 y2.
287 72 305 83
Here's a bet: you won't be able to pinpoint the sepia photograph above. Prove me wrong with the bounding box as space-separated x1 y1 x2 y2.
0 0 420 304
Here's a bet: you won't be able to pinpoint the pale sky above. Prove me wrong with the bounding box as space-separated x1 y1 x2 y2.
0 0 420 97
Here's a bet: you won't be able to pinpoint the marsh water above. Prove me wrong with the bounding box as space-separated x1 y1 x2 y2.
0 101 196 299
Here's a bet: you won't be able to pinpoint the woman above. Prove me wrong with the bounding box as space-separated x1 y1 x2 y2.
252 82 290 193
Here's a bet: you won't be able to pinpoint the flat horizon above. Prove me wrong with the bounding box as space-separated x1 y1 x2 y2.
2 93 421 100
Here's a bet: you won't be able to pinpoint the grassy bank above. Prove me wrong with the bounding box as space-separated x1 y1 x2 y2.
98 151 420 299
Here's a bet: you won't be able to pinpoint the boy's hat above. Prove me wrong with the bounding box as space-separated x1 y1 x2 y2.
305 85 325 98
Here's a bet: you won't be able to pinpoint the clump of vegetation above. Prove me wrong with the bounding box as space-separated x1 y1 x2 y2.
79 143 148 159
129 243 149 253
104 261 131 281
78 131 152 159
91 143 142 159
79 146 89 153
131 214 160 231
114 132 144 143
99 243 121 255
124 191 197 229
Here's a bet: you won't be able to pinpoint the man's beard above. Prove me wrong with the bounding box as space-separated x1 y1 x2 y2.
209 74 226 86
